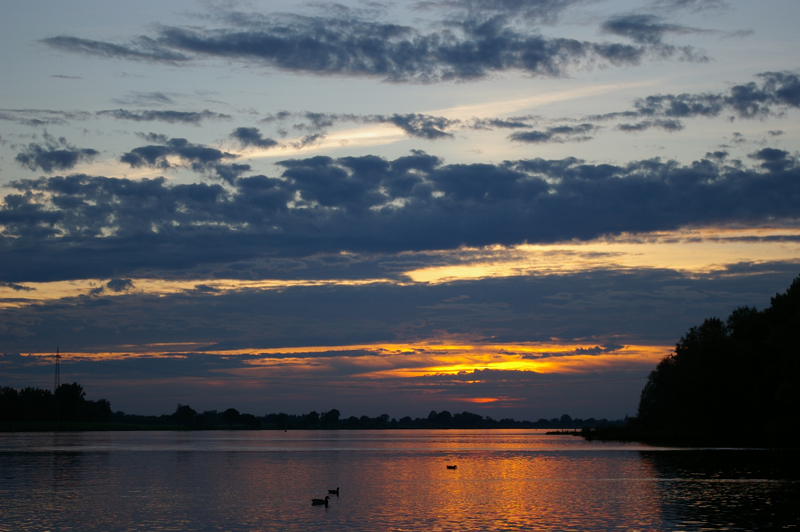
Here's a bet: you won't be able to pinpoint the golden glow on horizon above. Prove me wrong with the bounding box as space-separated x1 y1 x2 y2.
405 227 800 283
22 341 667 379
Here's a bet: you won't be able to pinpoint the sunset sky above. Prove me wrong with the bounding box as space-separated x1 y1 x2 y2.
1 0 799 419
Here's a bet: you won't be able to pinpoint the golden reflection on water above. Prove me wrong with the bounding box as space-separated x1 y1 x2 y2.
1 431 797 531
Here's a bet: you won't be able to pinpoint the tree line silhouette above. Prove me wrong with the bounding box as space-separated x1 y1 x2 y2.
0 382 623 430
586 274 800 446
161 407 621 430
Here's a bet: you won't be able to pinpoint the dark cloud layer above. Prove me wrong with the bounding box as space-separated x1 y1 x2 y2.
1 148 798 283
15 133 99 173
40 7 706 82
2 264 797 361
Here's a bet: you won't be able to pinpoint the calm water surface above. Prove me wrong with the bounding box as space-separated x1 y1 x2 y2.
1 430 797 531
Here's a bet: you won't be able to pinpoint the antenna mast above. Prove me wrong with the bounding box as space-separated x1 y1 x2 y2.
54 347 61 392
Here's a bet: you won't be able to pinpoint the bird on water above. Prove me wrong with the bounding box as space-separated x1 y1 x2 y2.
312 496 330 507
447 465 457 469
328 487 339 496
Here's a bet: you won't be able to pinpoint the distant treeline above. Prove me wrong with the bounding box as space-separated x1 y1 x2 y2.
156 405 624 430
0 383 624 430
585 274 800 447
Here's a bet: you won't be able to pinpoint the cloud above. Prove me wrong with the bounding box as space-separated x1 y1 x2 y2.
420 0 587 23
1 282 35 292
231 127 279 149
617 119 683 132
509 123 597 143
98 109 231 124
2 266 797 363
194 284 221 293
260 112 460 139
42 35 189 63
214 163 252 184
106 278 135 292
14 132 99 173
749 147 793 173
1 148 799 283
120 136 237 172
636 71 800 119
523 343 626 359
469 116 537 129
89 278 135 295
650 0 730 13
602 14 707 45
111 92 177 106
291 133 326 149
587 71 800 133
0 109 91 127
383 113 456 139
40 9 680 83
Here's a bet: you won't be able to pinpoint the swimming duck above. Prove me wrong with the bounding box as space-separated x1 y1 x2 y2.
311 496 330 507
328 487 339 496
446 465 457 470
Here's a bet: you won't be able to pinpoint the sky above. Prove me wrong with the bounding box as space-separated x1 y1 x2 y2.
1 0 799 420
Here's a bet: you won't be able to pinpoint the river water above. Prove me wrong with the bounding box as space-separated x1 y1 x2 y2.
1 430 797 531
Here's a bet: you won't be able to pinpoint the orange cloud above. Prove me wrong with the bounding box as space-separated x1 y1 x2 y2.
24 341 666 384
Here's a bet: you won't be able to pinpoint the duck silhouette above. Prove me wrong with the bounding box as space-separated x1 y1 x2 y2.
446 465 457 470
328 487 339 496
311 496 330 507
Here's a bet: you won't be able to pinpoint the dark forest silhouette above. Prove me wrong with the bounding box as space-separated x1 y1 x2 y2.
587 274 800 446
